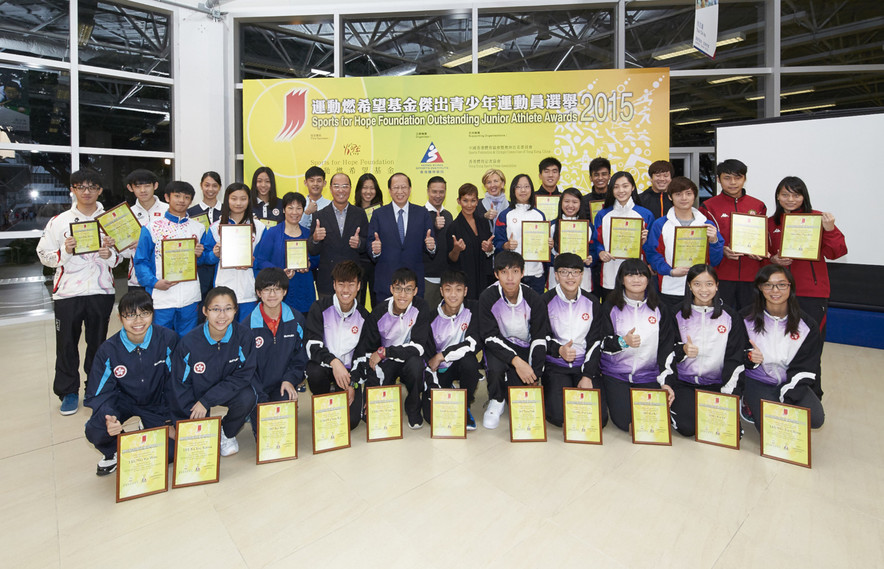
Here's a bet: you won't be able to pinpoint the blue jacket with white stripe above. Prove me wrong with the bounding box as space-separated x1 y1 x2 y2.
246 303 308 393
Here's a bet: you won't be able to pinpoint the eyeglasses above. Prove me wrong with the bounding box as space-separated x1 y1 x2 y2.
332 184 351 190
556 269 582 278
121 311 152 322
760 282 791 291
260 286 283 295
206 306 236 314
392 285 416 294
72 184 100 193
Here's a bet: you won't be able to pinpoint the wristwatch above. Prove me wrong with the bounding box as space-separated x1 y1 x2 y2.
617 336 629 349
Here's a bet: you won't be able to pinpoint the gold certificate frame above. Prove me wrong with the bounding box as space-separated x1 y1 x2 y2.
587 200 604 223
97 202 142 252
630 388 672 446
161 238 197 283
365 384 403 442
760 399 812 468
535 195 559 222
508 385 547 442
312 391 351 454
520 220 551 262
191 212 211 231
729 213 768 257
285 240 308 270
608 217 643 259
256 400 298 464
694 390 740 450
430 388 467 439
562 388 603 445
219 224 254 269
172 417 221 488
780 213 823 261
116 426 169 502
672 226 709 268
557 220 590 259
70 220 101 254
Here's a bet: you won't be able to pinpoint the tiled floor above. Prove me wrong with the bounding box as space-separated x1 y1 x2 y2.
1 317 882 569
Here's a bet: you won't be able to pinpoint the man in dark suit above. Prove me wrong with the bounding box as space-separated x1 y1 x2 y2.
368 173 436 300
309 173 368 299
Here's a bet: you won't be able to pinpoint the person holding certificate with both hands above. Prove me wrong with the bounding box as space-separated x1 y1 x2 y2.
548 188 594 293
493 174 549 295
768 176 846 400
644 177 724 308
599 259 675 433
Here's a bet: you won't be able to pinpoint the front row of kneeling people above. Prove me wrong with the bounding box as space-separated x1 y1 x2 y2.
83 252 824 475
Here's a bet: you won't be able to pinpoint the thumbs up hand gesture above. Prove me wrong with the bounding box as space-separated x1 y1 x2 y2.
506 232 518 252
560 339 577 363
313 219 326 242
748 339 764 364
105 415 123 436
624 327 641 348
348 226 361 249
684 335 699 358
481 234 494 253
452 234 466 253
435 212 445 230
425 229 435 251
372 232 382 256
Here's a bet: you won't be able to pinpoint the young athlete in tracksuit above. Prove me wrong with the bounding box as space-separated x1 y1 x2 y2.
667 265 747 437
421 270 482 430
304 260 372 430
599 259 676 432
740 265 825 432
363 267 434 429
479 251 549 429
168 286 258 457
119 169 168 292
83 290 177 475
246 268 307 436
542 253 604 428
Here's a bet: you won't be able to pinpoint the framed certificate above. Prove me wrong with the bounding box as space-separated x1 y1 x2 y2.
630 388 672 445
520 220 551 262
672 226 709 268
608 217 643 259
365 385 403 442
256 400 298 464
116 426 169 502
219 224 253 269
70 220 101 254
562 388 603 445
161 238 197 283
430 388 467 439
535 195 559 222
312 391 351 454
587 200 604 223
365 204 380 222
729 213 767 257
172 417 221 488
260 219 278 229
191 212 211 231
557 220 590 259
97 202 141 252
760 399 811 468
780 213 823 261
286 240 308 270
695 390 740 450
508 385 546 442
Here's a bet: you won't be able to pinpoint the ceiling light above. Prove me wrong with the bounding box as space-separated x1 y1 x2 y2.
669 106 690 113
442 44 504 68
652 32 745 61
782 103 836 113
708 75 753 85
746 87 816 101
675 117 722 126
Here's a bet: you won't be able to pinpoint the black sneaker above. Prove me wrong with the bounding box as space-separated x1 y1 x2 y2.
96 453 117 476
739 399 755 425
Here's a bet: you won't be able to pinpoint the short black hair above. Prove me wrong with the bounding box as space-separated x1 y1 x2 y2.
164 180 195 198
205 286 238 308
391 267 418 287
332 260 362 283
255 267 290 294
70 168 103 188
305 166 326 180
440 270 467 287
539 157 562 174
494 250 525 273
554 252 584 271
648 160 674 177
118 290 153 317
281 191 306 210
388 172 412 189
125 169 158 187
716 159 748 177
610 258 659 310
589 157 612 174
667 176 698 198
427 176 446 186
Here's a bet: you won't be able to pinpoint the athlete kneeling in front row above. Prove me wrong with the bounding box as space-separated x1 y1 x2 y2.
84 290 178 475
168 286 258 457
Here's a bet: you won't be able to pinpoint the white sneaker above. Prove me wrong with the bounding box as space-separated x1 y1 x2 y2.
219 430 239 457
483 399 506 429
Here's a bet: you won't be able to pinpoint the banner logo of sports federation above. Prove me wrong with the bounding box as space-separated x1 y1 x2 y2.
421 142 444 163
276 89 307 142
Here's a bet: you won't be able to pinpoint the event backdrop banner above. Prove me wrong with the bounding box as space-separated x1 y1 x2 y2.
244 69 669 205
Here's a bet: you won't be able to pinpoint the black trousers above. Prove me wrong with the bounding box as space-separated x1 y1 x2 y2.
718 280 754 313
85 398 172 459
53 294 115 399
669 380 724 437
364 356 424 425
659 293 684 312
305 360 363 430
485 346 532 403
743 378 824 433
602 375 660 433
196 263 216 323
542 365 608 428
171 386 256 439
797 296 828 399
421 356 481 423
